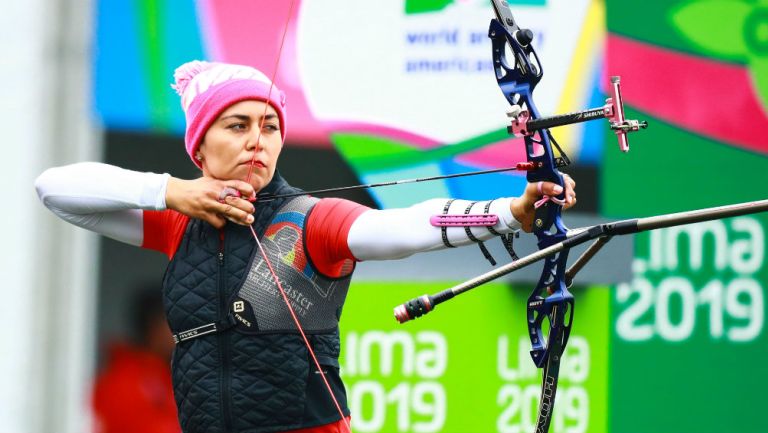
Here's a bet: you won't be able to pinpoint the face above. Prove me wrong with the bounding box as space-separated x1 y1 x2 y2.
198 100 283 192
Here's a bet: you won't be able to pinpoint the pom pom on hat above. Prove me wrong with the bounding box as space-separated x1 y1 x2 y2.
171 60 214 97
172 60 287 168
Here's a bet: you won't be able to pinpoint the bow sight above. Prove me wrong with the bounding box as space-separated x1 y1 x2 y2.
508 76 649 152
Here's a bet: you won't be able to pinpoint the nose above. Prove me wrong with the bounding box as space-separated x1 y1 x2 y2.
245 129 264 152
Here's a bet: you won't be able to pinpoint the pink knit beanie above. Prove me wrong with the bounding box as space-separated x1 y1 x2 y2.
172 60 287 168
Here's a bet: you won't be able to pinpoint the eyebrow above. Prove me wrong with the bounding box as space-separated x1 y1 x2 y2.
218 113 278 123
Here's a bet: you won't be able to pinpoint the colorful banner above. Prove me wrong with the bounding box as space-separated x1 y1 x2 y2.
341 281 609 433
94 0 606 207
91 1 768 431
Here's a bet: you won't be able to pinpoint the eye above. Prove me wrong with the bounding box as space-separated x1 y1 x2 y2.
227 123 247 131
262 123 280 133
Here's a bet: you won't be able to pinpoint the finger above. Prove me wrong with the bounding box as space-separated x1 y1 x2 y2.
218 186 241 202
224 195 255 215
538 181 565 197
204 213 227 229
216 201 254 226
558 180 573 204
563 183 575 206
564 179 575 194
561 174 576 207
225 180 256 200
562 174 576 190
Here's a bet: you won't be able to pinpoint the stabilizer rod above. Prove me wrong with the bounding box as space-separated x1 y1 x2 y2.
394 198 768 323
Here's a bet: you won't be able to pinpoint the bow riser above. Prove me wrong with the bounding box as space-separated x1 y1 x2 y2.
490 4 574 432
394 3 646 433
489 19 564 186
490 3 571 369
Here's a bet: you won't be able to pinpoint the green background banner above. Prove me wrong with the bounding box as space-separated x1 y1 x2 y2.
605 1 767 431
340 282 610 433
610 214 767 433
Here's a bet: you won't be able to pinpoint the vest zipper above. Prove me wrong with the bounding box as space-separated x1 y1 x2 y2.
218 248 233 432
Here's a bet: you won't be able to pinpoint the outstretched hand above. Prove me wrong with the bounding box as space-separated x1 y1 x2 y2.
165 177 256 229
510 174 577 232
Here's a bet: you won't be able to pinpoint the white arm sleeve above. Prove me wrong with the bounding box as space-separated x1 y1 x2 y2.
34 162 171 246
348 198 521 261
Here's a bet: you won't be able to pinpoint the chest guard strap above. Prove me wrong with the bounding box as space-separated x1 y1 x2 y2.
172 315 237 344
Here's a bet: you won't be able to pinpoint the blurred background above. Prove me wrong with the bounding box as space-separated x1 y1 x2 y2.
3 0 767 432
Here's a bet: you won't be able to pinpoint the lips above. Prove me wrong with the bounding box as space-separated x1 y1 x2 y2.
239 160 266 168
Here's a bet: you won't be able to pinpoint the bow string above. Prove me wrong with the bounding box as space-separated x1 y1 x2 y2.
238 1 352 431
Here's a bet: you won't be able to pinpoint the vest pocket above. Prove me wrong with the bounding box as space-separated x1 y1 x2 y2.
302 356 349 423
171 339 223 433
229 333 307 429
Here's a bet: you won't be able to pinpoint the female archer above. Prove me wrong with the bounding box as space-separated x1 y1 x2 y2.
35 61 576 433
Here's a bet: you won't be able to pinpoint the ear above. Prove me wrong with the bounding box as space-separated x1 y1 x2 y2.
196 141 207 160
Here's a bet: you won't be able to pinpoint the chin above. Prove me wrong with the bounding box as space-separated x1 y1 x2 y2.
250 176 270 192
235 164 260 176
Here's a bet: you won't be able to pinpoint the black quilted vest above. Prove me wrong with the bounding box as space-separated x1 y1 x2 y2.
162 174 352 433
